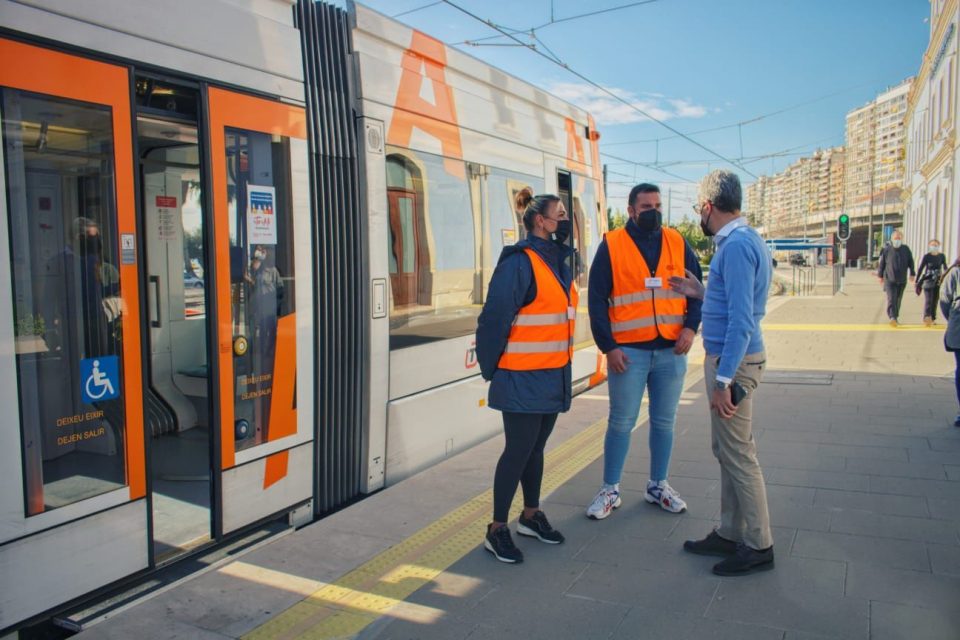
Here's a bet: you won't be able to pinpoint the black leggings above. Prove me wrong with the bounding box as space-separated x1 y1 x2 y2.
492 412 558 523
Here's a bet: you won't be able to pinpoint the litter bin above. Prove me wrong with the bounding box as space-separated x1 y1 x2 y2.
856 257 865 269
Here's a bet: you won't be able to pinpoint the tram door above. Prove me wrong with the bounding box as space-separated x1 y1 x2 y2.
135 93 214 561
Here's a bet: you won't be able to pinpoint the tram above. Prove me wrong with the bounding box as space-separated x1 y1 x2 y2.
0 0 606 630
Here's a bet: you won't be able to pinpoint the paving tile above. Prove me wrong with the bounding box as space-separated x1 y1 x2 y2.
359 612 477 640
459 587 629 639
574 533 711 577
907 448 960 465
868 476 960 500
845 562 960 612
608 604 785 640
946 465 960 481
707 579 868 638
829 510 959 544
767 501 832 531
869 601 960 640
844 458 948 480
752 453 848 472
928 437 960 452
928 543 960 577
566 563 720 613
763 484 817 505
818 444 907 461
792 530 930 571
77 615 234 640
671 460 722 480
767 468 870 492
813 488 930 517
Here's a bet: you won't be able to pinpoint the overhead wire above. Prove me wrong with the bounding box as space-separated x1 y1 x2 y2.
441 0 758 179
392 1 444 18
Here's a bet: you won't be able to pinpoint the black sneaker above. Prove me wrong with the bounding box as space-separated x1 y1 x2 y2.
683 530 738 557
712 543 775 576
517 510 565 544
485 524 524 563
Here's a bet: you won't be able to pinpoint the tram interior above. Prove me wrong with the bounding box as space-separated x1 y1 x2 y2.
138 117 212 559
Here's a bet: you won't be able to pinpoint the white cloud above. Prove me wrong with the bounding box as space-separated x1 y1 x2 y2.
549 82 711 126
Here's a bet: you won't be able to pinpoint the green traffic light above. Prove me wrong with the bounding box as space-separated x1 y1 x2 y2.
839 215 849 223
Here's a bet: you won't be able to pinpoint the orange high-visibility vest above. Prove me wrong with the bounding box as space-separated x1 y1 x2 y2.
606 226 687 343
498 248 579 371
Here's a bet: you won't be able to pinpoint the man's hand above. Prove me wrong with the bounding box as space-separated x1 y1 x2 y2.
673 327 695 355
669 269 705 300
607 348 629 374
711 387 737 419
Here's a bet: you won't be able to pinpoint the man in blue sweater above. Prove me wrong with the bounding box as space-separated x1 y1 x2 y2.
669 170 774 576
585 183 703 520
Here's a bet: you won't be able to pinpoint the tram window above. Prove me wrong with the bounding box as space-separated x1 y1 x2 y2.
482 169 544 299
1 88 126 515
385 147 478 349
224 128 297 451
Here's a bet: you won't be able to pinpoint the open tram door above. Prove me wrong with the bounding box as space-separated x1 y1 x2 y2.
204 87 314 537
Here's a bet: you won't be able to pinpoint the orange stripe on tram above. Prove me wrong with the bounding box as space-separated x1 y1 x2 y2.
263 450 289 489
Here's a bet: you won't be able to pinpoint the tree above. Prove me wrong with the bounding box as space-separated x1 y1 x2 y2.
607 207 627 230
673 220 712 261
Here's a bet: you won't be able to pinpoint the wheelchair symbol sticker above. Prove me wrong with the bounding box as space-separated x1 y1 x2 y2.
80 356 120 403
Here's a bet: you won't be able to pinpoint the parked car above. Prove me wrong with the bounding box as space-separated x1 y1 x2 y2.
184 271 204 288
788 253 807 267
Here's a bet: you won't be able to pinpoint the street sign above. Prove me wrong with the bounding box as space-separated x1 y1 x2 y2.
837 213 850 241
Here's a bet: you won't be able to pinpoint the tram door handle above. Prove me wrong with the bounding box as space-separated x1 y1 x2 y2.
149 275 162 328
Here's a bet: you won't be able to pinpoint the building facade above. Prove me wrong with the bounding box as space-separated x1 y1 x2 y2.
904 0 959 261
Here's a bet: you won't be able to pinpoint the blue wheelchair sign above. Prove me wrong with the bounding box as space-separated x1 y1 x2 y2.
80 356 120 404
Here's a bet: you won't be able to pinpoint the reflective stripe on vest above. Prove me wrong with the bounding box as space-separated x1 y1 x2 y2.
607 226 688 343
498 248 579 371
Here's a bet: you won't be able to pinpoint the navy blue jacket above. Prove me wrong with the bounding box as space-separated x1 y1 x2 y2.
588 218 703 353
476 235 574 414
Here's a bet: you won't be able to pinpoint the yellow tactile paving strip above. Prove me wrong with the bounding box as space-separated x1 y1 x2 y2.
245 365 707 640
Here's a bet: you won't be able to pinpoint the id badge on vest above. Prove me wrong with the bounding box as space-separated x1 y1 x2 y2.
645 277 663 289
567 306 576 320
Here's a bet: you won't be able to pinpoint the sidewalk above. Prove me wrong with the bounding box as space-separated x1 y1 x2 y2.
75 270 960 640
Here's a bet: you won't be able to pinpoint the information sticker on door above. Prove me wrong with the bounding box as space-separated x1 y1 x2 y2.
120 233 136 265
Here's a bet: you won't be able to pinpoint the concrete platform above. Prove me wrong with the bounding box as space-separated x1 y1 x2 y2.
74 270 960 640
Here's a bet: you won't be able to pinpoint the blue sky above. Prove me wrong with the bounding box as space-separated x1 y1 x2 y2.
355 0 931 219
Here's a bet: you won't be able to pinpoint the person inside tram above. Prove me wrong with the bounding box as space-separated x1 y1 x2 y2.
476 191 575 564
245 244 284 366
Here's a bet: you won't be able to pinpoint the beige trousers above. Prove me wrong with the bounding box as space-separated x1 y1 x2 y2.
704 352 773 550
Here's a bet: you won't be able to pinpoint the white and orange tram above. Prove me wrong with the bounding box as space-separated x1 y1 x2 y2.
0 0 607 631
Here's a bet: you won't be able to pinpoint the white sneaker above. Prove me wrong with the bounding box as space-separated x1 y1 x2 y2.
586 486 622 520
645 480 687 513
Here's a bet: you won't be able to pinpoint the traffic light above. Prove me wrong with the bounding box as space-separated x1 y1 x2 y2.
837 213 850 241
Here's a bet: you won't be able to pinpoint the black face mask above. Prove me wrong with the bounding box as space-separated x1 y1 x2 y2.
636 208 662 232
551 219 572 244
80 235 102 256
699 208 715 237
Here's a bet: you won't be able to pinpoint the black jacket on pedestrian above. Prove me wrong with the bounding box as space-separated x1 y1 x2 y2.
877 244 915 284
917 252 947 290
476 235 574 414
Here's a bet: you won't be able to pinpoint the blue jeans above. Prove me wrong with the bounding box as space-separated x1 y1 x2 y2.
603 347 687 485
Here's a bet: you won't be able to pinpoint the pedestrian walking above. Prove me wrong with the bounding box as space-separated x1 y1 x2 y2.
584 183 702 520
916 239 947 326
669 170 775 576
476 191 575 563
938 258 960 427
877 230 915 327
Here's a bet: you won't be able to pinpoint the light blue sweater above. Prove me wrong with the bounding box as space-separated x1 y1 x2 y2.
701 222 772 381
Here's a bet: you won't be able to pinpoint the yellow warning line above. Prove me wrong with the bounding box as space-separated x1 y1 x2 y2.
245 367 706 640
763 323 942 332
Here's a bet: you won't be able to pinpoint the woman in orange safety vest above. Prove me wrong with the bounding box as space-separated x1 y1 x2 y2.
476 190 577 564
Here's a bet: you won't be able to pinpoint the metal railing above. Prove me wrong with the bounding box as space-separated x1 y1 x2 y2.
791 265 816 296
832 263 845 295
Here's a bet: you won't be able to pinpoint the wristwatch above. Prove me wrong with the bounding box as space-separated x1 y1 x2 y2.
714 380 729 391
